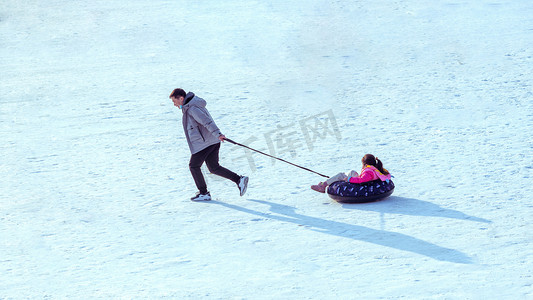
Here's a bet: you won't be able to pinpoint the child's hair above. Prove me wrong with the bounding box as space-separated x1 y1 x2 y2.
362 154 389 175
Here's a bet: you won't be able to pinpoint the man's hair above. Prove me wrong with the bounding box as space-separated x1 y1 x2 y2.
169 88 186 98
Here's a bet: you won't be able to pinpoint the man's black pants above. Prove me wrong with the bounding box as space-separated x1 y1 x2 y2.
189 143 240 194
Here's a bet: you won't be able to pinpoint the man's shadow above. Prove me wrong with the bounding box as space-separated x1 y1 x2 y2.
342 196 491 224
212 199 473 264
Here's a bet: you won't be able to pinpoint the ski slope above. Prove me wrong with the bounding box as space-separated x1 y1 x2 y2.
1 0 532 298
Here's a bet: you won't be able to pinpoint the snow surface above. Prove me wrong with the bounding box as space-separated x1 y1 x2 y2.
1 0 532 298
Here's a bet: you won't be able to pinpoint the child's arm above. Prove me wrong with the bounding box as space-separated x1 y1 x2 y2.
348 171 375 183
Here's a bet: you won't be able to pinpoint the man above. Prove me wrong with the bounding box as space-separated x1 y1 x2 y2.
170 88 248 201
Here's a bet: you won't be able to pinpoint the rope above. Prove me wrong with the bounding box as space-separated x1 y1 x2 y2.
224 138 329 178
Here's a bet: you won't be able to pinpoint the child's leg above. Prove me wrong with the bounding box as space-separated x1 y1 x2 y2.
347 170 359 178
326 172 348 185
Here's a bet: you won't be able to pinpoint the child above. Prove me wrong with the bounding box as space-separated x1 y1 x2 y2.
311 154 391 193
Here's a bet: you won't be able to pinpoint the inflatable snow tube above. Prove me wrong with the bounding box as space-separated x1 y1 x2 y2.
327 180 395 203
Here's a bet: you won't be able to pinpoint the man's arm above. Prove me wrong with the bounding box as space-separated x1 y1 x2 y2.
188 107 223 137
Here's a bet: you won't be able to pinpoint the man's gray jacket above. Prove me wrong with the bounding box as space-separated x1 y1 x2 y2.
181 92 223 154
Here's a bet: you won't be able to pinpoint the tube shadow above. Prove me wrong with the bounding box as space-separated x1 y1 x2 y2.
212 199 473 264
341 196 491 223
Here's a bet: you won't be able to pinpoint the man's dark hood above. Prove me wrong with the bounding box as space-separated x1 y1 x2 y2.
183 92 195 106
